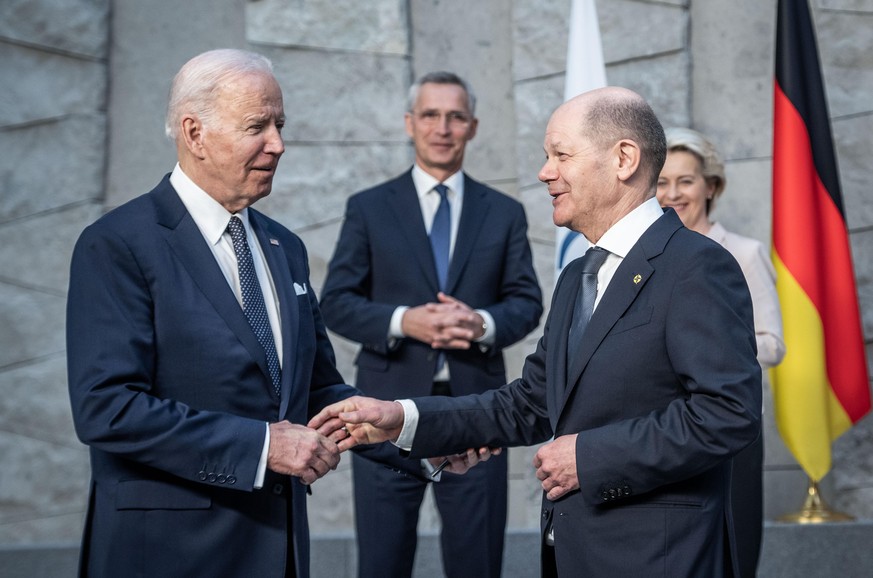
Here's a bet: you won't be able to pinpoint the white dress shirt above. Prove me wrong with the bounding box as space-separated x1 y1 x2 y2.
170 163 280 488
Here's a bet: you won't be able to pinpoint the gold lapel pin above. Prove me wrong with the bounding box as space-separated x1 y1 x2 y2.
633 274 642 284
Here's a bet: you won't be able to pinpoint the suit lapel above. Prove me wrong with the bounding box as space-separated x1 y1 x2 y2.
445 176 488 295
558 211 681 417
250 211 299 415
386 172 441 292
547 265 584 429
153 181 279 402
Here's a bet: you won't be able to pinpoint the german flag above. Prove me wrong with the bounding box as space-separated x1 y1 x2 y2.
771 0 870 482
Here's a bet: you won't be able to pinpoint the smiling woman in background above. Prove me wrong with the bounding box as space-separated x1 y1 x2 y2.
657 126 786 578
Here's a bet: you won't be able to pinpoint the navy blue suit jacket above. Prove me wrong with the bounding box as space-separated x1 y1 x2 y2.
320 170 542 399
66 175 356 578
407 210 762 577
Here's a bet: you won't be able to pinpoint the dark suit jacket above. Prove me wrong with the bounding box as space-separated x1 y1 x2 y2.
407 210 762 577
320 169 542 476
66 175 356 578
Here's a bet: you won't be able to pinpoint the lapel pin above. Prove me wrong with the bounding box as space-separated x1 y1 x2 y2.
270 238 279 246
633 274 642 284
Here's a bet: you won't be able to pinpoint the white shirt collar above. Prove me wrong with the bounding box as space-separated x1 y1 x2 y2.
169 163 252 245
592 197 664 258
411 164 465 200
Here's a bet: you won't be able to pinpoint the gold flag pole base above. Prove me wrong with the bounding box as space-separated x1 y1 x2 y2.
777 477 854 524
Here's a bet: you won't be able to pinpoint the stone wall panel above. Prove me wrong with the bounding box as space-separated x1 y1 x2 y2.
0 0 108 58
599 0 686 64
259 143 412 233
512 0 571 81
0 288 65 369
264 47 409 142
247 0 408 55
715 158 773 246
690 0 773 160
0 116 105 223
849 230 873 339
0 436 88 545
0 355 77 449
816 12 873 118
0 44 105 127
834 114 873 232
0 203 103 295
409 0 517 184
607 54 691 130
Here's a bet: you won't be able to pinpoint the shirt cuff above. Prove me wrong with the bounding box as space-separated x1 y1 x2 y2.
474 309 496 345
392 399 419 452
254 422 269 489
389 306 410 339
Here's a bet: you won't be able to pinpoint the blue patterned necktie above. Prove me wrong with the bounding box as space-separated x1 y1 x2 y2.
429 184 451 375
429 184 451 290
567 246 610 359
226 216 282 395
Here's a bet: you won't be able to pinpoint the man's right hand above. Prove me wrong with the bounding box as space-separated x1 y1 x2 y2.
308 396 405 452
267 421 341 485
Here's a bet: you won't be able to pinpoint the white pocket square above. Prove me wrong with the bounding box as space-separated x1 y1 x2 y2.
293 282 308 295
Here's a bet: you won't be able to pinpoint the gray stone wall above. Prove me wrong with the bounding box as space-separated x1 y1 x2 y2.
0 0 108 546
1 0 871 572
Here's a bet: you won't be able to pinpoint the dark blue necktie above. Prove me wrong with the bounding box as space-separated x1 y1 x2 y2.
567 246 610 361
429 184 451 375
227 216 282 395
429 184 451 290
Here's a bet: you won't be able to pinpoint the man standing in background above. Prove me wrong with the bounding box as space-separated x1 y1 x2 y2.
320 71 543 578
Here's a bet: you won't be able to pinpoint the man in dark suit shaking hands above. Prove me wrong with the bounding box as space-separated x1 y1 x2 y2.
66 49 360 578
319 72 543 578
312 86 762 578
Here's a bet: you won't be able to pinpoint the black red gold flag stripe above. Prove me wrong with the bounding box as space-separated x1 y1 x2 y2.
771 0 870 481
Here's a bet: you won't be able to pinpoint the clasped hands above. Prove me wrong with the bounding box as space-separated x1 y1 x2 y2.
402 292 485 349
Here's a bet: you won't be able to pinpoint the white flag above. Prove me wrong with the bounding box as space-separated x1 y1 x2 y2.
555 0 607 277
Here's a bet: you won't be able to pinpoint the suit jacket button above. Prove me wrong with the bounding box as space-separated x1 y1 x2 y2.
198 471 207 481
608 488 617 498
600 491 609 501
217 474 227 484
542 510 549 519
273 483 284 495
227 475 237 485
207 473 217 483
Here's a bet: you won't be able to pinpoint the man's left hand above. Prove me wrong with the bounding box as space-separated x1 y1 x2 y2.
533 434 579 501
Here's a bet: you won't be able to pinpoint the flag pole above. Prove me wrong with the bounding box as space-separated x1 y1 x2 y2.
778 477 853 524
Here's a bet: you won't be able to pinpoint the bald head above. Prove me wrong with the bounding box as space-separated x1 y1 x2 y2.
556 87 666 191
539 87 667 242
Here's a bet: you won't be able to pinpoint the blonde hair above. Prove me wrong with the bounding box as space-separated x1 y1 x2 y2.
664 127 726 214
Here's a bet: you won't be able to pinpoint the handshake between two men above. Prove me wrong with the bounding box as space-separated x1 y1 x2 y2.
307 396 582 503
305 397 502 480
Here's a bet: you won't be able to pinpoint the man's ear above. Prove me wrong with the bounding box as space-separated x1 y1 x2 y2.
615 139 641 182
180 115 206 159
404 112 414 139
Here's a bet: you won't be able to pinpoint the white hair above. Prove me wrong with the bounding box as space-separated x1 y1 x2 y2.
165 49 274 139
